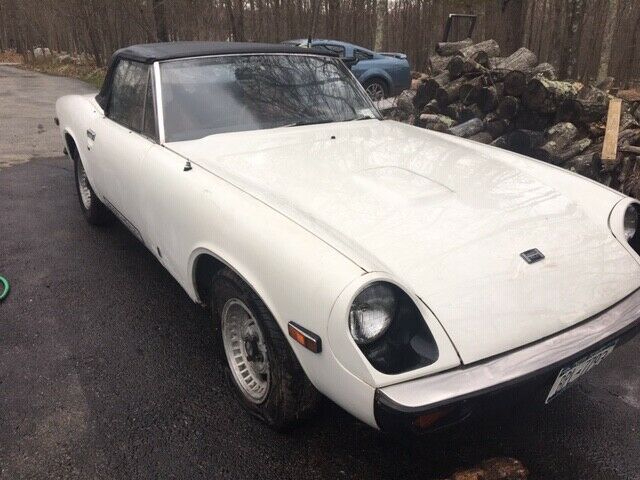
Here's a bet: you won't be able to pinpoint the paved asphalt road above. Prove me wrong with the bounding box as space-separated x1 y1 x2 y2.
1 65 639 479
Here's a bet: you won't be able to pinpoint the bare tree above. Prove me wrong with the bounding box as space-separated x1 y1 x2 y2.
373 0 387 51
597 0 620 83
153 0 169 42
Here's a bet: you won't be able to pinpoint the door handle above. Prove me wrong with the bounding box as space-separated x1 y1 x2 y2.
86 129 96 141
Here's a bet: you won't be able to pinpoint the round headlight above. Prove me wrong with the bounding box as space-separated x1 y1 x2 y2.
349 283 396 345
624 204 638 241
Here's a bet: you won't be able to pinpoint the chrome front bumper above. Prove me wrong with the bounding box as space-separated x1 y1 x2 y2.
375 288 640 430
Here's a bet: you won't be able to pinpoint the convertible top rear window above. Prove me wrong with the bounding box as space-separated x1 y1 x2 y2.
159 54 378 142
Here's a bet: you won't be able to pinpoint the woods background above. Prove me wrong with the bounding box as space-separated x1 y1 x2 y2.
0 0 638 86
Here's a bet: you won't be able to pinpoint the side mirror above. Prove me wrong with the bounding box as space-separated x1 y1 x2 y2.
341 57 360 69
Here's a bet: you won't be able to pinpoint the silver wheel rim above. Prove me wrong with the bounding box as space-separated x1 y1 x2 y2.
221 298 270 404
365 82 385 100
76 160 92 210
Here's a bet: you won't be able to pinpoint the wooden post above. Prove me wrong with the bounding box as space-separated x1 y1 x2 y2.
601 98 622 164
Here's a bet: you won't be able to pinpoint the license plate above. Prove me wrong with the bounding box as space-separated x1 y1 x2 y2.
545 341 617 404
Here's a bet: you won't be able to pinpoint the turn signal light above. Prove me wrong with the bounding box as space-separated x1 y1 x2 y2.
288 322 322 353
413 408 453 430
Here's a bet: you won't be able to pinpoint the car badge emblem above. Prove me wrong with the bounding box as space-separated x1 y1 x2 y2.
520 248 545 264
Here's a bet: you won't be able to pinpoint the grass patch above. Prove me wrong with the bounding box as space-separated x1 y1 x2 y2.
19 58 106 89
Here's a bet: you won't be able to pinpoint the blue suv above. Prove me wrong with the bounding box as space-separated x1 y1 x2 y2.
283 39 411 100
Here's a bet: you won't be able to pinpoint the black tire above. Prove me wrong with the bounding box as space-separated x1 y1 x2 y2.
211 268 319 430
72 153 110 225
362 78 389 100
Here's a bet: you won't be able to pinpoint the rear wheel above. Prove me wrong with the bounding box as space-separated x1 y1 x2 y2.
73 154 110 225
363 78 388 100
211 268 319 430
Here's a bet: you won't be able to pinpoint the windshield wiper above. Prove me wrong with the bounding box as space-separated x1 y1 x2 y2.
343 114 378 122
283 118 335 127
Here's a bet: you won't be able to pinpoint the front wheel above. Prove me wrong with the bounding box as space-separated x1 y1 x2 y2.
73 156 110 225
211 269 319 430
363 78 388 101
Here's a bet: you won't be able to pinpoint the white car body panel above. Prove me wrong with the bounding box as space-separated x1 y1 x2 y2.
169 120 640 364
55 56 640 428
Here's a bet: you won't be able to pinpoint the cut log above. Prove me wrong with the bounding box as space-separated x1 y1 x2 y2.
419 114 456 128
444 102 467 121
534 122 579 163
555 138 592 165
446 55 465 79
558 99 608 123
514 109 553 131
620 144 640 155
565 152 600 179
423 121 450 133
422 99 440 114
436 38 473 56
473 51 490 69
546 122 579 144
497 96 520 120
449 118 484 137
477 84 503 113
414 72 449 110
485 119 512 139
491 135 509 148
488 56 506 69
468 131 493 144
503 70 528 97
458 39 501 59
462 57 486 76
429 54 450 74
460 104 483 122
435 76 467 107
523 77 583 113
496 47 538 71
507 129 546 152
458 76 483 105
529 62 557 80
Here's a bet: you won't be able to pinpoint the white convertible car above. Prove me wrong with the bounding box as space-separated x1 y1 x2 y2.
56 42 640 433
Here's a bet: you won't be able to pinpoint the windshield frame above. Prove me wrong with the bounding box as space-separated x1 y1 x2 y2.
153 53 382 144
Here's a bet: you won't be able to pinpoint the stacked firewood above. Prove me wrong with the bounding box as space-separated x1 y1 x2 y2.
381 39 640 199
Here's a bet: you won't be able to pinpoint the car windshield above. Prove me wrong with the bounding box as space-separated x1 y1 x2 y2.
159 54 380 142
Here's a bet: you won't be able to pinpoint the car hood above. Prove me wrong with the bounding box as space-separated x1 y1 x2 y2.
169 120 640 364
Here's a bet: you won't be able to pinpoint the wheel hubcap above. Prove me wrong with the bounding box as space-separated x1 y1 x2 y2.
366 82 385 101
76 160 92 210
221 299 270 403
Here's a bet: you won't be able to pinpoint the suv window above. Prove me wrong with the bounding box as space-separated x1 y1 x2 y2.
354 49 373 61
108 60 150 133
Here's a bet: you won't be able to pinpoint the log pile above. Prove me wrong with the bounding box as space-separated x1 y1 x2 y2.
384 39 640 199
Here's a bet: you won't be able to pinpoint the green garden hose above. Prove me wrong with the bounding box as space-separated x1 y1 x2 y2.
0 276 9 301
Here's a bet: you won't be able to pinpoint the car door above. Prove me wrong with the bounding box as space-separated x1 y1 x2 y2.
91 59 156 243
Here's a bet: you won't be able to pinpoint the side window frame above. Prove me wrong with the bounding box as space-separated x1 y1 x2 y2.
106 59 153 138
141 68 158 142
153 62 166 144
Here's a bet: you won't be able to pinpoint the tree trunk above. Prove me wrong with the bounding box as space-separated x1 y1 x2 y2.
596 0 620 83
374 0 387 52
153 0 168 42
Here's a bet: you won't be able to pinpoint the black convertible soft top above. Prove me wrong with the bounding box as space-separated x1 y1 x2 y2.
96 41 336 110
